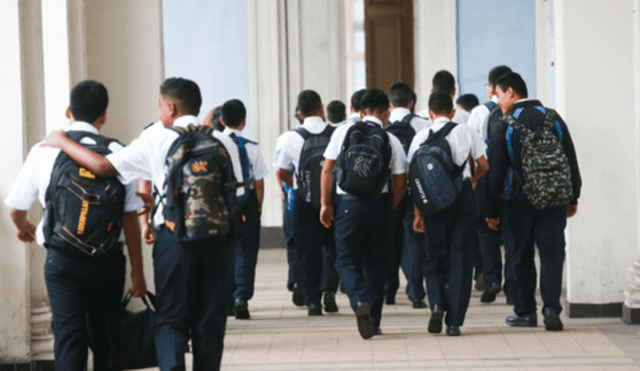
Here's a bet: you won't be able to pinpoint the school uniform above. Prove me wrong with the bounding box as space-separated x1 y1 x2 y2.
323 116 407 329
486 100 581 319
385 108 431 305
275 116 337 308
407 117 486 328
273 132 298 290
4 122 143 371
223 127 269 305
467 101 516 302
106 115 243 371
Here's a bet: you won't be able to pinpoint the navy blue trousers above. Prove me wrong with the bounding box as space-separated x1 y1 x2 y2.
233 191 262 301
283 184 298 288
45 248 125 371
334 195 391 328
293 190 335 304
153 227 234 371
504 199 567 315
423 181 476 327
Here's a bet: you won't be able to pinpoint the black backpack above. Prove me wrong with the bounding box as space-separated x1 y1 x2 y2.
385 113 417 155
336 121 392 198
295 125 335 208
43 132 126 258
408 122 464 216
160 124 244 244
504 107 574 210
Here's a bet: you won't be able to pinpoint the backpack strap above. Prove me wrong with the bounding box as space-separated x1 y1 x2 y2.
485 101 497 110
294 127 311 141
424 122 465 179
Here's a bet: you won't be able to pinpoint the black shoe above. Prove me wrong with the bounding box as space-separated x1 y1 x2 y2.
355 301 376 340
292 283 305 307
227 307 236 317
446 325 461 336
412 300 428 309
385 294 396 305
308 301 322 316
234 299 250 320
375 327 382 336
506 313 537 327
287 282 295 292
543 308 563 331
474 274 487 291
480 284 501 303
428 304 444 334
323 291 338 313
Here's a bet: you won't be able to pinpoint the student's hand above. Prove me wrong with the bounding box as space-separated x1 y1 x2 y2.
320 204 334 228
40 130 67 148
413 214 426 233
130 271 147 298
16 221 36 243
486 217 500 231
142 223 156 245
567 204 578 218
136 192 154 216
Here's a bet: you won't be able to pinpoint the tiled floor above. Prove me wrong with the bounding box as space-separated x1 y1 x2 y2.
141 248 640 371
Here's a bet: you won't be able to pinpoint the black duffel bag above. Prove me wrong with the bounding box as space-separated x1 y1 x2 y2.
106 291 158 369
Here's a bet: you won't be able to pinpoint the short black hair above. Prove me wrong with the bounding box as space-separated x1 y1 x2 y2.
160 77 202 116
350 89 367 111
326 100 346 123
488 65 512 86
360 88 389 113
456 94 479 112
388 81 415 108
297 90 322 117
221 99 246 128
495 72 528 98
432 70 455 95
428 91 454 115
70 80 109 123
210 106 224 131
294 105 303 124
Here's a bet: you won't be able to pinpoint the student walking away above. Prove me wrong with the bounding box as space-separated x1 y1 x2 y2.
320 88 407 339
273 108 304 305
384 81 431 308
408 92 488 337
466 65 516 304
276 90 339 316
5 80 147 371
335 89 367 126
418 70 470 126
221 99 269 320
42 77 244 371
485 72 581 331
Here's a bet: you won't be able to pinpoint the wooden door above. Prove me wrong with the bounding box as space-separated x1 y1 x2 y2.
364 0 414 91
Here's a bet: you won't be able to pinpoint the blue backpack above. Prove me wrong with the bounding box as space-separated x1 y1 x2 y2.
408 122 464 215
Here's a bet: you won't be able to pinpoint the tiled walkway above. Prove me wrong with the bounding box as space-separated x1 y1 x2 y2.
143 248 640 371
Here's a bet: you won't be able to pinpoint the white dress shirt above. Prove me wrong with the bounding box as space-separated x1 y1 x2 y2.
222 127 269 181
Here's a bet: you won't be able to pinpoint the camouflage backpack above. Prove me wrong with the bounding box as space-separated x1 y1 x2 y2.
160 124 243 244
504 107 574 210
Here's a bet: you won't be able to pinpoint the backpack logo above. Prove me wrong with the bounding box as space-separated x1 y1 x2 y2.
192 161 208 173
76 200 90 235
79 167 95 178
354 156 372 177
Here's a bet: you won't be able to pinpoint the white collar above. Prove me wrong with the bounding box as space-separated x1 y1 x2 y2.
173 115 200 128
223 127 243 137
389 107 411 123
362 116 383 126
66 121 98 134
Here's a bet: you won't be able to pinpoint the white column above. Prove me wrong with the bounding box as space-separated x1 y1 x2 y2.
248 0 346 228
555 0 637 310
535 0 553 106
414 0 458 113
0 0 32 362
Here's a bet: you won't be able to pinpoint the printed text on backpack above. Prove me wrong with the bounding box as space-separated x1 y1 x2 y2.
295 125 335 208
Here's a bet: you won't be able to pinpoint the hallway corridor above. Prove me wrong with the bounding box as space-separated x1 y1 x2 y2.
145 248 640 371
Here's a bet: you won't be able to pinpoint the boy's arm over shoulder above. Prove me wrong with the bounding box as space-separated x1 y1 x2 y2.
42 130 117 177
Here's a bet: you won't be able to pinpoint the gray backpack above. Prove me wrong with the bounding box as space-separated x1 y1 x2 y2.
504 108 573 210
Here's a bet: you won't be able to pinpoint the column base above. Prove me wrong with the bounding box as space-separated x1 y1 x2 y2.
566 302 622 318
623 303 640 324
0 361 54 371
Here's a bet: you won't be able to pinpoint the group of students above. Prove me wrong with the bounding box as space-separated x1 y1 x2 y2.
273 66 582 340
4 64 582 370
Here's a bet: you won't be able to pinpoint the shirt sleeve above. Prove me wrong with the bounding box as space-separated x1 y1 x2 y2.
388 133 407 175
248 144 269 181
4 145 44 210
323 124 349 161
106 136 154 184
274 131 298 171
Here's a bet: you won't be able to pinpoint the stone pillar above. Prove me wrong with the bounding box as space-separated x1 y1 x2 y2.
248 0 346 230
0 0 33 363
555 0 638 318
413 0 457 113
623 0 640 324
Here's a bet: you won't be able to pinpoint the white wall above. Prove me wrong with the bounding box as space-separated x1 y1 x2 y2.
556 0 638 305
